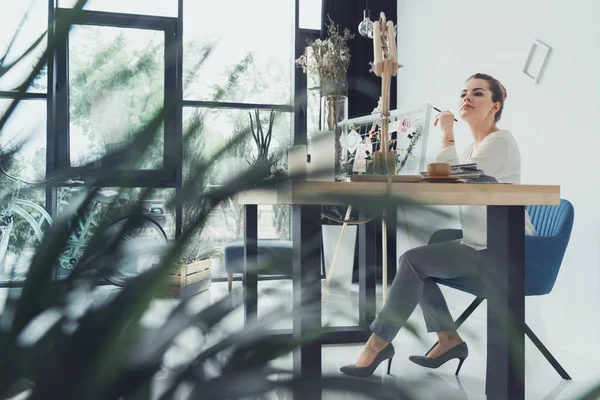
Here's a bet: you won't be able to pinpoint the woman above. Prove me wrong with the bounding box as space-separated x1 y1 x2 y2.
340 73 536 377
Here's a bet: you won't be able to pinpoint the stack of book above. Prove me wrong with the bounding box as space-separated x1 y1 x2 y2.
450 163 497 183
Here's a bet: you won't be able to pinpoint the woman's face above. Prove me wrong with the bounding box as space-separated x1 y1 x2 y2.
458 78 500 123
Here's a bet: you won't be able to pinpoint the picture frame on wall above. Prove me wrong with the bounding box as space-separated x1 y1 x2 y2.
523 39 552 84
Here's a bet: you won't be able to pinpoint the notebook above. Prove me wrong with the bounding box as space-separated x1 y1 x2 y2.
421 163 498 183
451 164 497 182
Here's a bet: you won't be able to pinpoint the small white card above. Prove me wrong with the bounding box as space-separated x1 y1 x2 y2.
353 143 371 173
341 130 362 153
398 117 416 137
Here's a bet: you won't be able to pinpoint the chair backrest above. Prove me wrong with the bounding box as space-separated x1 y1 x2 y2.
526 199 574 237
524 199 574 295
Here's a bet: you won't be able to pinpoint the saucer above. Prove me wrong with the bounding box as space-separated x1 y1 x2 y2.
350 175 423 183
422 176 460 183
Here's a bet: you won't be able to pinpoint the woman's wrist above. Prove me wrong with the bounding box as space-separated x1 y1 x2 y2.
441 137 455 149
442 129 454 139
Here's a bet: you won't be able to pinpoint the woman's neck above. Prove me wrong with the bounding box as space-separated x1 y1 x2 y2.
468 121 499 147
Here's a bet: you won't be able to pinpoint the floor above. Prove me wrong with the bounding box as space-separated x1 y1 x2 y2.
2 280 599 399
160 280 600 399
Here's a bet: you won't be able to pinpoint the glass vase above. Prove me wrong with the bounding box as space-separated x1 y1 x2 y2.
320 95 348 181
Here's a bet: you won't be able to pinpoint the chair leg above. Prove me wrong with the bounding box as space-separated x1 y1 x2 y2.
227 273 233 293
425 297 485 356
525 323 572 380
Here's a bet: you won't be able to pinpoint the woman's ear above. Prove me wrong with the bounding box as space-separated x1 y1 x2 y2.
491 102 501 116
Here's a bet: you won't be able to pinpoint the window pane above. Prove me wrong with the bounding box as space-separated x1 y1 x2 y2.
68 25 164 169
182 107 291 184
183 0 293 104
52 186 174 281
182 200 291 280
300 0 322 30
130 188 175 240
57 187 175 239
0 99 47 282
0 99 47 183
182 107 292 277
58 0 178 17
0 185 47 282
0 0 48 93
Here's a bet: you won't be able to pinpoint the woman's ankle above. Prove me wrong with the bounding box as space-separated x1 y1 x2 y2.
437 331 463 345
366 334 389 352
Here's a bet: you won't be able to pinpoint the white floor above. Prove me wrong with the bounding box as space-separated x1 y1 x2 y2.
2 280 599 399
184 280 600 399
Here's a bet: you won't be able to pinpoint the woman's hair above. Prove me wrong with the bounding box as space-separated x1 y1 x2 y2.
466 73 507 123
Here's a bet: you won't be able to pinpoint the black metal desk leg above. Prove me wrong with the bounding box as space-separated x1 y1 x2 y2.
486 206 525 400
386 207 398 284
292 205 322 399
359 216 377 327
244 204 258 325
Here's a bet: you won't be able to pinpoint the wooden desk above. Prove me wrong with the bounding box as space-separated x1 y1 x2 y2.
238 181 560 400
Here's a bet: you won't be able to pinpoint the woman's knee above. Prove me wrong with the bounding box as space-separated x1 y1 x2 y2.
398 247 426 276
399 246 423 263
398 248 417 270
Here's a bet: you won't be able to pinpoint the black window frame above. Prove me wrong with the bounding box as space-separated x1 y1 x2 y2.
51 8 181 187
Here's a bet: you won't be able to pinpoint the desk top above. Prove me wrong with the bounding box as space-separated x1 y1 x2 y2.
236 181 560 206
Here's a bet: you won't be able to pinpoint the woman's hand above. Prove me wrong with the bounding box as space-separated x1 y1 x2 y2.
433 110 455 140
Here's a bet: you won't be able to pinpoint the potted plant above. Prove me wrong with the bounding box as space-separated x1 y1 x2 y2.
247 108 282 174
167 241 222 298
248 108 291 241
296 17 354 181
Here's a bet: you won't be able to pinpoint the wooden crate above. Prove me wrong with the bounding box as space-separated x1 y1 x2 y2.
165 259 212 298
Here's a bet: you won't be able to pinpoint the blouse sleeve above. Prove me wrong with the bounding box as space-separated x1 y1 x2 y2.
436 145 460 165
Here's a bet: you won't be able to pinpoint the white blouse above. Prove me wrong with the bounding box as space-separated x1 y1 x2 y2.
436 130 536 250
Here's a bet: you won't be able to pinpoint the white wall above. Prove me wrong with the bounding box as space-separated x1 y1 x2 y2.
396 0 600 364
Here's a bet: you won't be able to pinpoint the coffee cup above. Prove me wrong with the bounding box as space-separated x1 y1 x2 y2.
427 163 451 177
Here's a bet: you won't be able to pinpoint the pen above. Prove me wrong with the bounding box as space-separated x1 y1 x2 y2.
432 106 458 122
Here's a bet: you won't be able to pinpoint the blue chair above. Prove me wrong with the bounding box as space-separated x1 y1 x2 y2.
426 199 574 380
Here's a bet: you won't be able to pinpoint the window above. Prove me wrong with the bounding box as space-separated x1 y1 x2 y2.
183 106 292 277
180 0 296 278
48 186 175 282
0 0 313 284
183 0 294 104
0 99 47 183
0 99 47 282
0 0 48 283
52 7 178 183
56 187 175 239
67 25 165 169
58 0 178 17
127 188 175 239
183 107 291 184
0 0 48 93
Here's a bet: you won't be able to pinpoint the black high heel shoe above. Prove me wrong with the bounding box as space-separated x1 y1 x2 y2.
409 342 468 376
340 343 395 377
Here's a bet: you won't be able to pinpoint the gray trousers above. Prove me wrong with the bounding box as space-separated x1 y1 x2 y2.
369 239 487 343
